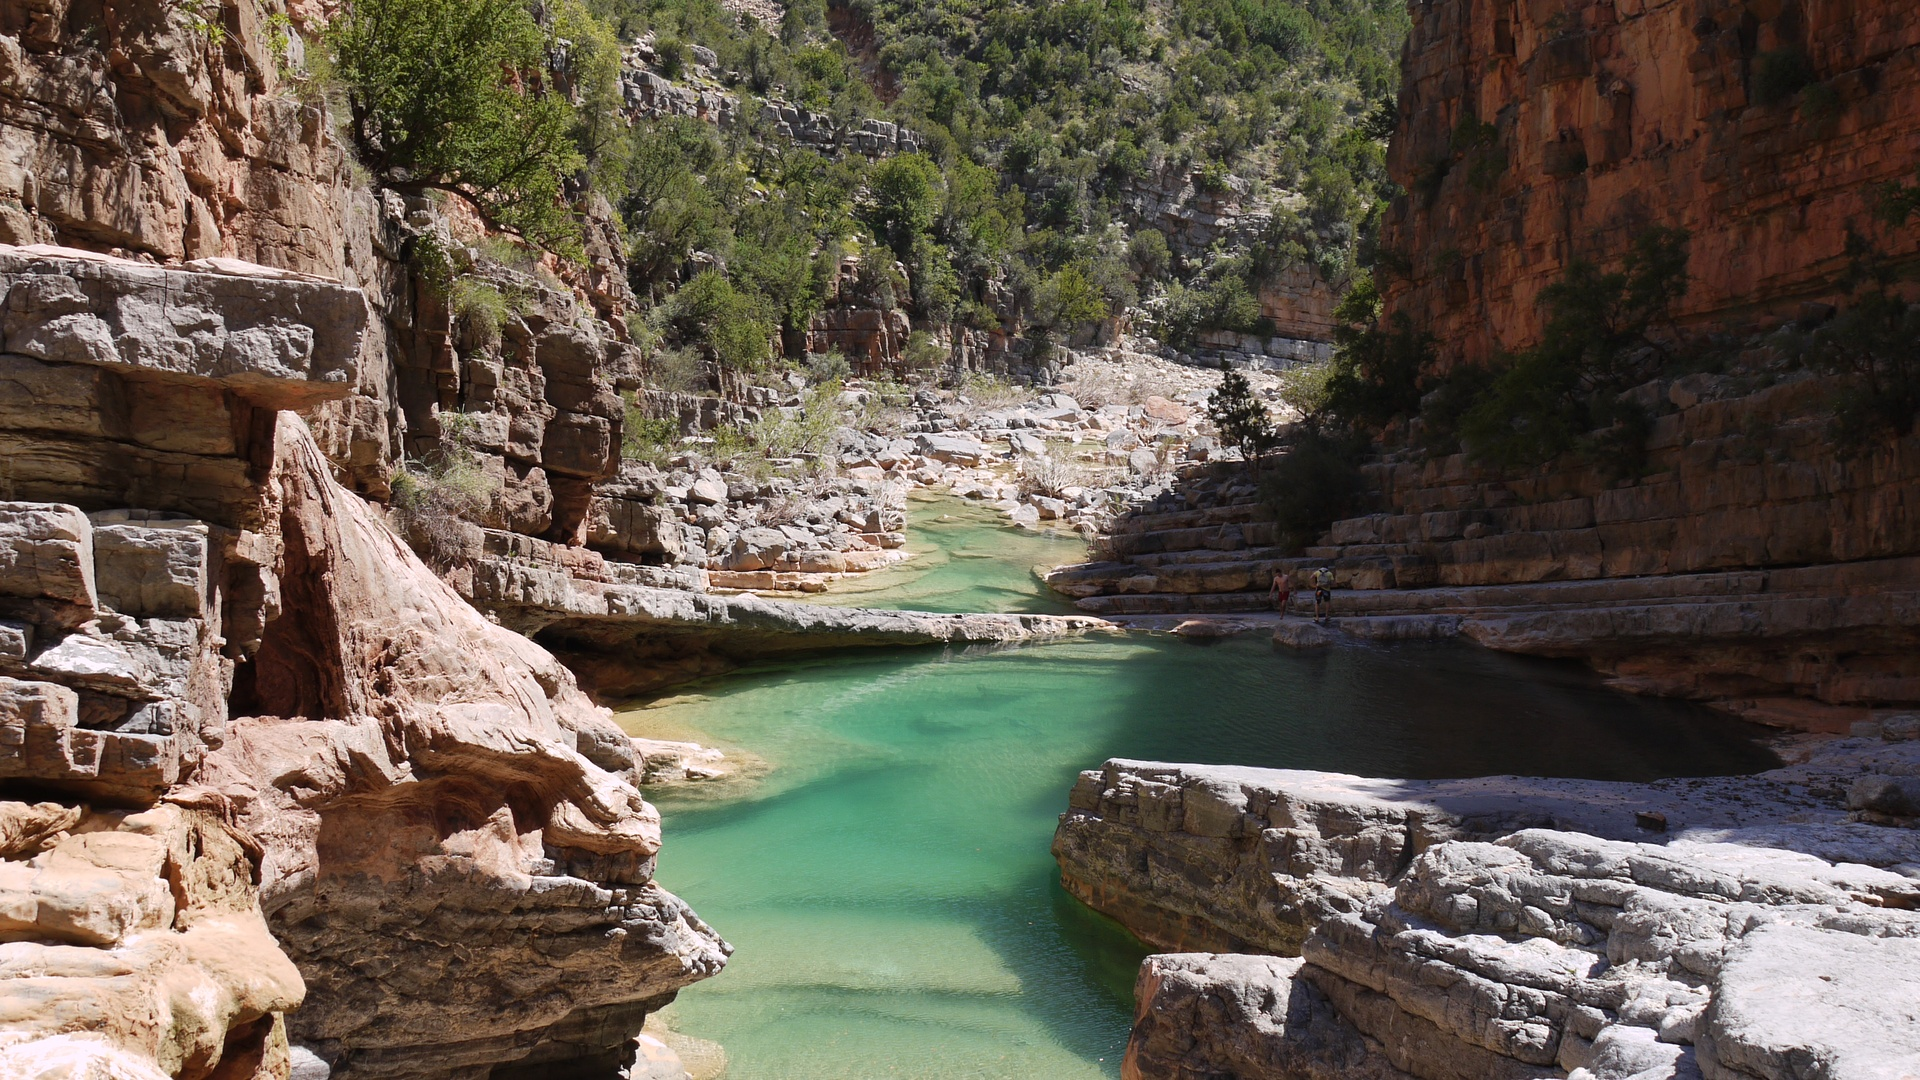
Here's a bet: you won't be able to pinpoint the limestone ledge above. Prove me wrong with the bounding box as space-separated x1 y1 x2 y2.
0 244 368 406
1059 750 1920 1080
460 526 1112 697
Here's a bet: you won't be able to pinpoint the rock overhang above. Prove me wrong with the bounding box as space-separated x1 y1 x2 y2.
0 244 368 409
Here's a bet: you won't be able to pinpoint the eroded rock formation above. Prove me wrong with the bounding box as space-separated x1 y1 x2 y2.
0 248 725 1079
1059 751 1920 1080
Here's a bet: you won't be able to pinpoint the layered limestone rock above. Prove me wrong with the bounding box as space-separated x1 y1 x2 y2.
1058 751 1920 1080
0 801 306 1080
1052 371 1920 730
181 418 727 1080
0 252 726 1079
0 2 357 273
1381 0 1920 364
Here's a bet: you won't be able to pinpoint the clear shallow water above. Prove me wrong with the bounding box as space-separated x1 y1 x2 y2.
805 493 1085 615
620 502 1777 1080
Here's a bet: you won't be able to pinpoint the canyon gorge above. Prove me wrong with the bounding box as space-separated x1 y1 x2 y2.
0 0 1917 1077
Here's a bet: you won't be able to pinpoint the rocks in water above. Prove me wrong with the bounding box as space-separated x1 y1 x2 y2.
1272 620 1340 649
478 562 1113 698
1126 954 1413 1080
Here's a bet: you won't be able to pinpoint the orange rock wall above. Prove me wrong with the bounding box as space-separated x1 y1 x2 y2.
1381 0 1920 364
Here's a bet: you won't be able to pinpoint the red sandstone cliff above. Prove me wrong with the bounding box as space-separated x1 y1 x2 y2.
1382 0 1920 363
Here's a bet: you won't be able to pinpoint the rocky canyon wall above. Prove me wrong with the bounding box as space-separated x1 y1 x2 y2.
0 246 725 1080
1382 0 1920 364
0 2 734 1074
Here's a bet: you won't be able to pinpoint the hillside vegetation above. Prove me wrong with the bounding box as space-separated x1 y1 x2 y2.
324 0 1408 396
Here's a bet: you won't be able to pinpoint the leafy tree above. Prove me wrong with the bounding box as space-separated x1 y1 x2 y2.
328 0 583 246
1319 274 1435 432
866 154 945 260
1127 229 1171 282
1259 432 1361 552
1206 369 1276 464
663 271 775 395
1035 263 1112 331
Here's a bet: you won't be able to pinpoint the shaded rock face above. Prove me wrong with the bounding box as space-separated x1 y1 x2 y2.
1055 373 1920 729
1381 0 1920 364
0 253 726 1079
1059 755 1920 1080
0 3 356 273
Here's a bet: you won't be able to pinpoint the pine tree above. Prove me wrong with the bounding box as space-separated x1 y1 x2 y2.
1206 370 1276 468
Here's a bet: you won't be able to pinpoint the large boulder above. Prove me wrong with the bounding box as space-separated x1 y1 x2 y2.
915 432 986 465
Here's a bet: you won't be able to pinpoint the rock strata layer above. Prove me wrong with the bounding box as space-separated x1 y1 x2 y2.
0 251 726 1079
1058 748 1920 1080
464 525 1111 697
1053 371 1920 730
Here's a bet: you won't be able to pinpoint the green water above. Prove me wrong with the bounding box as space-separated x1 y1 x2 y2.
622 502 1777 1080
805 493 1084 615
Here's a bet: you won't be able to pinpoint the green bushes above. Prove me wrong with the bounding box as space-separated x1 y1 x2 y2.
622 408 682 465
327 0 587 246
1259 432 1362 552
390 412 500 567
1790 290 1920 454
1159 258 1269 347
1456 227 1689 473
1319 274 1435 432
660 271 776 391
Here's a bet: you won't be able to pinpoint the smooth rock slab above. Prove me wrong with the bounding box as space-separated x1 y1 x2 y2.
1697 922 1920 1080
0 244 367 406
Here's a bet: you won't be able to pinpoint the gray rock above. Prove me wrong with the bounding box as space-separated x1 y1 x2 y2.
0 502 98 610
1060 749 1920 1080
90 519 209 618
688 477 728 505
0 620 31 660
1848 774 1920 817
288 1047 331 1080
915 433 986 465
725 527 787 572
1698 923 1920 1080
1008 431 1047 457
0 246 366 407
30 630 150 692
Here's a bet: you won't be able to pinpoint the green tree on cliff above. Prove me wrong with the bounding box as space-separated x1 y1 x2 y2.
328 0 584 246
